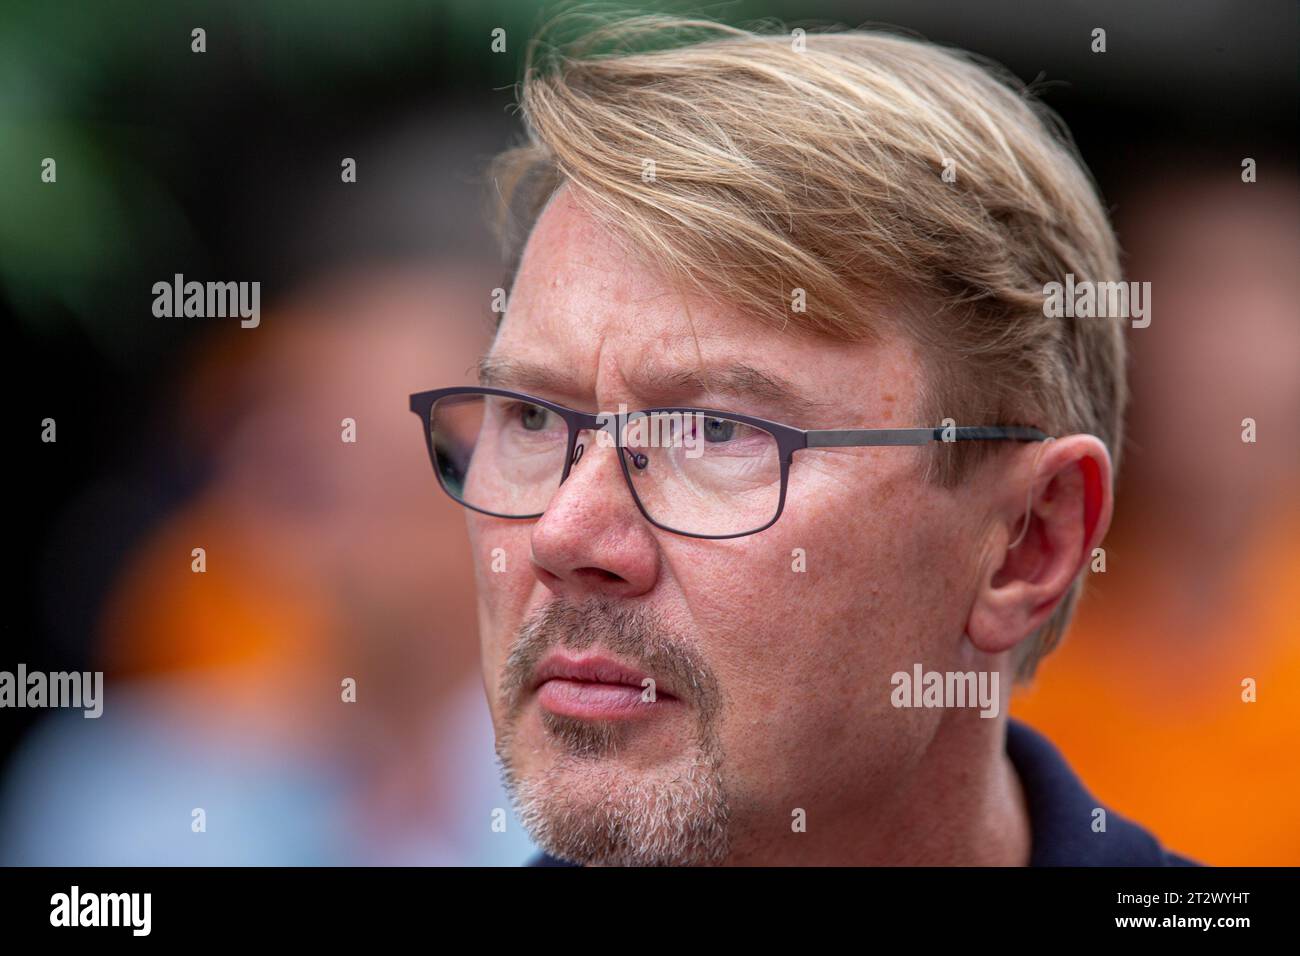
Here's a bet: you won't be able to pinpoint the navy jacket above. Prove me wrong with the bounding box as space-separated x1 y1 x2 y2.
527 718 1198 866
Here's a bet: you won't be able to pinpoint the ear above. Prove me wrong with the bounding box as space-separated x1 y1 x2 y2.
966 435 1113 655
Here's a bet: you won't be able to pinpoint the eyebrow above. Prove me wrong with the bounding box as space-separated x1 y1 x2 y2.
477 355 821 418
477 355 573 394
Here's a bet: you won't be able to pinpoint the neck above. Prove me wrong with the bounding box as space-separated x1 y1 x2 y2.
724 714 1031 866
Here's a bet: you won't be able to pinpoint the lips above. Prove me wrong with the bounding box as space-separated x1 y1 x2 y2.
531 652 677 720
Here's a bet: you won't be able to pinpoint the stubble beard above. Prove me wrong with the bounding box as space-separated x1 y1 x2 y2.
495 599 731 866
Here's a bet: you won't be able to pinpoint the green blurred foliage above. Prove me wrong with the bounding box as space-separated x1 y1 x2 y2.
0 0 798 358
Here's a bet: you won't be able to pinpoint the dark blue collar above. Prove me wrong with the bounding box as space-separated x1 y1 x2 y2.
527 718 1197 866
1006 718 1195 866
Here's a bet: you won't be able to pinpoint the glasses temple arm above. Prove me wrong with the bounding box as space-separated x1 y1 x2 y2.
805 426 1050 447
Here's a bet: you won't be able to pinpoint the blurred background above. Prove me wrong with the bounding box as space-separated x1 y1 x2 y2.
1 0 1296 865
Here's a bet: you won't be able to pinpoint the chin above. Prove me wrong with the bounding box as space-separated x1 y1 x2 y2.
499 721 732 867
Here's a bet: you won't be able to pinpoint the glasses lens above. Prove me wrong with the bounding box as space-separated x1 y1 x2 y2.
429 391 568 517
621 411 782 536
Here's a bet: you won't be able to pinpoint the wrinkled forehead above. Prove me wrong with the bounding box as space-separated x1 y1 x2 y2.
489 187 923 425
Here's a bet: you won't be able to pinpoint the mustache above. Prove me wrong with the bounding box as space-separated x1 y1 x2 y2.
499 599 721 724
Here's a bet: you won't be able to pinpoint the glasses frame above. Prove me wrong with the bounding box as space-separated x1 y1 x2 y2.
409 385 1050 540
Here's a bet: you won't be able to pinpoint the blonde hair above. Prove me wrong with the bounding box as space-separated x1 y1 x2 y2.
487 14 1127 682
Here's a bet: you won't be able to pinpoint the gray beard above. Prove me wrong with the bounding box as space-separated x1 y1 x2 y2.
494 599 731 866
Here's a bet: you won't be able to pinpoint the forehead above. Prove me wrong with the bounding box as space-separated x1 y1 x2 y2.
491 187 922 422
503 188 682 345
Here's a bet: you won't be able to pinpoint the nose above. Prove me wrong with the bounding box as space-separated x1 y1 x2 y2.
529 433 660 600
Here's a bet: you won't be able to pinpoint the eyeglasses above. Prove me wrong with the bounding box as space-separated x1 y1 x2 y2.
408 386 1050 540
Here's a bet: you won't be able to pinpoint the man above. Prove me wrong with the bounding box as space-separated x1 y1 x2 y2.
410 16 1195 865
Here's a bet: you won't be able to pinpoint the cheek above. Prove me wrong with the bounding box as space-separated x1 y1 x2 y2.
466 517 537 672
768 457 934 661
677 461 971 790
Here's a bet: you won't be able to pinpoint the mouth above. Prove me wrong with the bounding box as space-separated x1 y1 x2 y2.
530 651 680 720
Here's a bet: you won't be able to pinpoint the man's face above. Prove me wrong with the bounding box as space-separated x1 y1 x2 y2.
473 188 994 865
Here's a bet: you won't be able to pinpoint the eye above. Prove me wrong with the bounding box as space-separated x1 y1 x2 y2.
519 403 549 431
703 417 736 442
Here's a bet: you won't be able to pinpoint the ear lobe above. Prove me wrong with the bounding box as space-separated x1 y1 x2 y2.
966 436 1113 657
